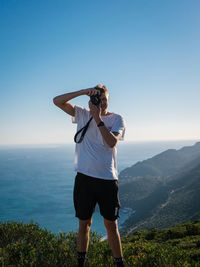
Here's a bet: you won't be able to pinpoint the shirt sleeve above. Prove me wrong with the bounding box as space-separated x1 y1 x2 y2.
111 115 126 141
72 105 88 124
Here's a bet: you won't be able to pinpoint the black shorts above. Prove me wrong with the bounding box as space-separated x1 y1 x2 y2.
73 172 120 221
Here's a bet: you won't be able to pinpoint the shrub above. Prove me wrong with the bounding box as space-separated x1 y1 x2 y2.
0 220 200 266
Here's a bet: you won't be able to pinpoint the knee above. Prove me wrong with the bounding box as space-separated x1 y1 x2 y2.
79 218 92 233
104 219 118 233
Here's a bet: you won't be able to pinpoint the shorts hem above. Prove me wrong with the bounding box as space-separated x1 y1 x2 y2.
103 216 119 221
75 214 93 220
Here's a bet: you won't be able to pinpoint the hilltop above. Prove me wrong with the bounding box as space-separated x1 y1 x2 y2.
0 220 200 266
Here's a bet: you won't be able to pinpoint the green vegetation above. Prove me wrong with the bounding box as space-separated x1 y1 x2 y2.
1 220 200 266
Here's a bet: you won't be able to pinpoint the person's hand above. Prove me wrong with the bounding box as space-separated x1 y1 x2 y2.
83 87 101 96
88 101 102 123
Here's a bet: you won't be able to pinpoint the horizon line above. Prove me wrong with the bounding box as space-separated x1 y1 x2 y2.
0 139 199 148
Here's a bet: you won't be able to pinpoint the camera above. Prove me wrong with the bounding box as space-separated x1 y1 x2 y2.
90 88 102 106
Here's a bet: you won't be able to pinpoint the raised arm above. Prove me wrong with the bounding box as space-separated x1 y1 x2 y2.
53 87 100 116
88 101 121 148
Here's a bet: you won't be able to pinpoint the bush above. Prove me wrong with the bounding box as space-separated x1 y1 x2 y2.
0 221 77 266
123 240 191 267
0 220 200 266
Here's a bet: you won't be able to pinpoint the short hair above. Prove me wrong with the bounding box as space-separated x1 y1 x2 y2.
95 84 109 96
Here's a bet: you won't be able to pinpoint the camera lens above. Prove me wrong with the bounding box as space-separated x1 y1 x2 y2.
90 95 101 106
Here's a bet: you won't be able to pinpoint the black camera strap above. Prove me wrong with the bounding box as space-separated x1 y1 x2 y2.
74 117 93 143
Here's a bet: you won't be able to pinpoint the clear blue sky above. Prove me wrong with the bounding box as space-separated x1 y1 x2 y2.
1 0 200 145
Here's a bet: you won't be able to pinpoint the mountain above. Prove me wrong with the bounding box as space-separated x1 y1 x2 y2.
119 142 200 235
119 141 200 182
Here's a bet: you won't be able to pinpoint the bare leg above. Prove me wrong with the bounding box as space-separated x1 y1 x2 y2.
77 218 92 252
104 218 123 258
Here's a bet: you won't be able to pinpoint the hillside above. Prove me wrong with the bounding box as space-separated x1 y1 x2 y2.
120 160 200 234
119 141 200 181
0 220 200 266
119 142 200 234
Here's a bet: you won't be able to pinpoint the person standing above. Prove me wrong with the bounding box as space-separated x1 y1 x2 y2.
53 84 126 267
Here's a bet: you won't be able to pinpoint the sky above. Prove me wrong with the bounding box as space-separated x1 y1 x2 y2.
0 0 200 145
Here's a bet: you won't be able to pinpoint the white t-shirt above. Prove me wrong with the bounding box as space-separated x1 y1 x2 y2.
72 105 126 180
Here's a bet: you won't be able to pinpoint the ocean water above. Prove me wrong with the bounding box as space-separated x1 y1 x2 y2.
0 140 197 236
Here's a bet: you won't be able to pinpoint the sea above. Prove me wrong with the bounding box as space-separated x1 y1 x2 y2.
0 140 197 237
